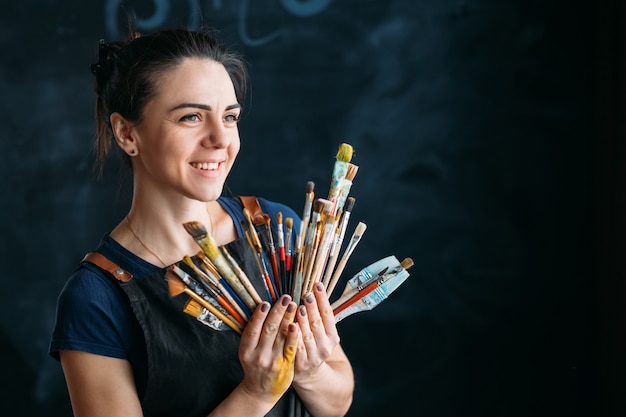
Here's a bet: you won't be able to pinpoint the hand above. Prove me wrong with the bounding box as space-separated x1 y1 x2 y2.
293 282 341 380
238 295 300 404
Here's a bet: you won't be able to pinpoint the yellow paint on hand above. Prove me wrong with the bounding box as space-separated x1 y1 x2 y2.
270 345 297 398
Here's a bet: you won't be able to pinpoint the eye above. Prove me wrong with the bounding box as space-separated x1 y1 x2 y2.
180 113 200 123
224 113 240 125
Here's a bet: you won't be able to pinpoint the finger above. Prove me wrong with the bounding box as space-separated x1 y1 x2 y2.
301 289 326 340
239 301 271 352
269 322 299 399
295 304 314 364
312 282 339 335
257 295 292 351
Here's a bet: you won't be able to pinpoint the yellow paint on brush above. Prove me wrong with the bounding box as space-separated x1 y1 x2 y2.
270 344 297 398
335 143 353 163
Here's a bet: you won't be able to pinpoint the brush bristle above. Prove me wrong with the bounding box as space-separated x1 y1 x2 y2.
354 222 367 236
346 164 359 181
183 221 208 239
285 217 293 229
183 299 204 317
344 197 356 213
401 258 414 270
165 269 186 296
313 198 328 213
336 143 353 163
277 212 283 224
306 181 315 193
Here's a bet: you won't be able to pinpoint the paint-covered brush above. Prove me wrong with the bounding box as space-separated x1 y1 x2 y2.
276 212 288 295
195 250 251 320
242 210 278 302
332 256 413 322
181 255 247 327
327 143 353 216
263 214 281 295
166 267 243 334
183 221 258 312
325 221 367 298
322 196 356 290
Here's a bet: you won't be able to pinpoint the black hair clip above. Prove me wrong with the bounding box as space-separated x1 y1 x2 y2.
90 39 113 77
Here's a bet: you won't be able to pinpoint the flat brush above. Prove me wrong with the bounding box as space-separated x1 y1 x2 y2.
263 214 282 295
333 257 414 321
301 198 330 295
195 250 251 320
220 245 264 306
307 203 338 293
322 197 355 289
325 221 367 297
183 221 258 312
166 267 243 334
181 255 247 327
328 143 353 216
276 212 287 296
241 211 277 302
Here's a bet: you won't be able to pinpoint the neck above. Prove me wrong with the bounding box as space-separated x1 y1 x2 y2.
112 199 220 267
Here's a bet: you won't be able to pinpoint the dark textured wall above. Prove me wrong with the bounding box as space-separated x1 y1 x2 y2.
0 1 599 416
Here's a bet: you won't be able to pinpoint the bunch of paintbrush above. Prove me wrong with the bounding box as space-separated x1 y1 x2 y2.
166 142 412 333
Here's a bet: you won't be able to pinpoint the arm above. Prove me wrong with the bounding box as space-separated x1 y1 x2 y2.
60 351 143 417
60 296 301 417
292 283 355 417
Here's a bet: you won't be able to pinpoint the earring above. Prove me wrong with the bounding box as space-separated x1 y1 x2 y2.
129 149 137 156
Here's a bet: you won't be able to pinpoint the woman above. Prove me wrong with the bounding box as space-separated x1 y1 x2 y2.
49 28 354 417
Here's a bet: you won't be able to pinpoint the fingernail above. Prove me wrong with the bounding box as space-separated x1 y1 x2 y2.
316 282 325 292
289 323 297 333
287 303 295 313
305 292 314 304
299 306 307 316
260 302 270 313
281 295 291 307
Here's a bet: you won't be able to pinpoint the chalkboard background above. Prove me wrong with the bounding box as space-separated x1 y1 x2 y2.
0 0 604 416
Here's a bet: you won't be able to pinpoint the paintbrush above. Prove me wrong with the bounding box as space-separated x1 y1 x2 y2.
322 197 355 289
263 214 282 295
294 181 315 269
327 143 353 216
166 267 243 334
284 216 294 295
242 210 278 302
307 203 339 293
333 257 413 322
334 163 358 218
301 198 330 295
181 255 247 327
195 250 251 320
276 212 287 295
325 221 367 298
183 221 258 312
219 245 264 306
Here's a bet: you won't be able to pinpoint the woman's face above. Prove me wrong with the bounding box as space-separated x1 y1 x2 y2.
128 57 241 202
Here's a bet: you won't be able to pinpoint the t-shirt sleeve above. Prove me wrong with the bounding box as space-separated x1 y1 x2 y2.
49 263 135 361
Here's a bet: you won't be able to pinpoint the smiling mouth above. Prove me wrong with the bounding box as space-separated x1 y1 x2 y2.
190 162 220 171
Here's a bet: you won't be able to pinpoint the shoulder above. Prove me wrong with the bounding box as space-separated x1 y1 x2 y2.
257 197 300 221
49 260 136 360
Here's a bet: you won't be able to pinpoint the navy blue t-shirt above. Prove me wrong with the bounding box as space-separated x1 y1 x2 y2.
49 196 301 398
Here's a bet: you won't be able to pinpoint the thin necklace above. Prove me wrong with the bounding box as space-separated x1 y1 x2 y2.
126 204 214 267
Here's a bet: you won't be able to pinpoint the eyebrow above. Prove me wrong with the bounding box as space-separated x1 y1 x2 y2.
169 103 242 112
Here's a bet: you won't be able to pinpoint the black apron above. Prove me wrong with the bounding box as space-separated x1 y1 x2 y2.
117 263 310 417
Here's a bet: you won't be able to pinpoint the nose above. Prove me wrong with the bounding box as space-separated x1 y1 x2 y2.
201 120 230 149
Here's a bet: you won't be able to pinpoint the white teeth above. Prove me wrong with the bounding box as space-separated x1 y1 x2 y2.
192 162 219 170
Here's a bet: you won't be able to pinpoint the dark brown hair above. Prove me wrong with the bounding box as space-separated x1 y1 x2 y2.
90 28 248 176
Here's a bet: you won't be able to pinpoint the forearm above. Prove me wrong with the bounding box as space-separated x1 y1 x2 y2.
293 359 354 417
207 383 277 417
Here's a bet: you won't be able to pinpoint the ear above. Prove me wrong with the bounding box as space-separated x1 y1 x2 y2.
110 112 138 156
